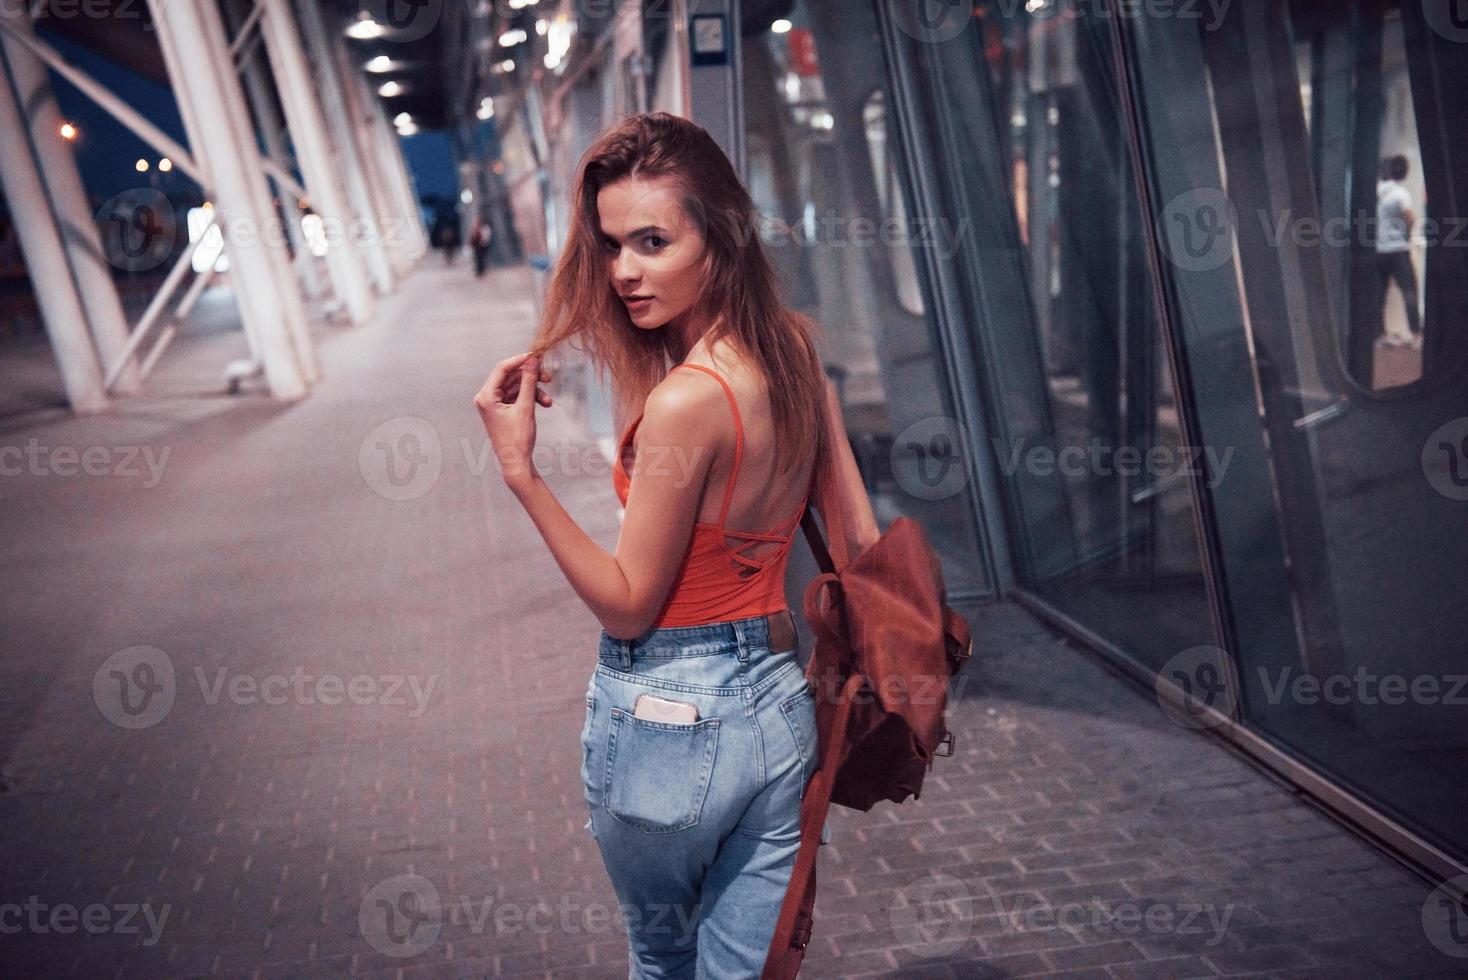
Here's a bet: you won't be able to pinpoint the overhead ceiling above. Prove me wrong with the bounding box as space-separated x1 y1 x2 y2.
31 0 453 130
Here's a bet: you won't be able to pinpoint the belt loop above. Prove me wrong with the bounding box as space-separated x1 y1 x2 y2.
618 637 633 670
731 620 750 663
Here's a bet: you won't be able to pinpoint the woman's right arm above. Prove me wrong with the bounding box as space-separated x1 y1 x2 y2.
817 377 881 558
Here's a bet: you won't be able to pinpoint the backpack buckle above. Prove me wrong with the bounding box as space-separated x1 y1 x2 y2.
792 910 813 950
934 731 955 757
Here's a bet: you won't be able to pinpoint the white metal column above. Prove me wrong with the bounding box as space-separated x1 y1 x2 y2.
0 7 141 393
147 0 308 399
258 0 375 324
294 0 394 294
330 34 410 278
0 43 107 412
194 0 320 385
359 72 428 261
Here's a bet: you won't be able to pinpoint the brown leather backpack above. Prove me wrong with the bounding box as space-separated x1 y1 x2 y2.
761 438 973 978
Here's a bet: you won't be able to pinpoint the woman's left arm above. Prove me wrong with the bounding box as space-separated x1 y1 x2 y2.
475 353 718 639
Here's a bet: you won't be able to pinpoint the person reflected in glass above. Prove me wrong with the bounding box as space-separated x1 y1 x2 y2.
1375 154 1422 352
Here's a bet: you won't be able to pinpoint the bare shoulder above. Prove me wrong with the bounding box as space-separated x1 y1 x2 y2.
637 367 730 446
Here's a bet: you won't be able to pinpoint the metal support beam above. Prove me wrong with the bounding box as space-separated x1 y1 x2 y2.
0 41 107 412
258 0 374 324
294 0 394 295
330 34 410 278
193 0 319 384
361 74 429 261
147 0 308 399
0 18 202 182
225 0 324 305
0 4 139 393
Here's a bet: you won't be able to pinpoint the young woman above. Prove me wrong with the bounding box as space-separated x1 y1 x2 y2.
474 112 878 977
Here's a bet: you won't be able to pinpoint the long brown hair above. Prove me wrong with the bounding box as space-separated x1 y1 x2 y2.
529 111 830 482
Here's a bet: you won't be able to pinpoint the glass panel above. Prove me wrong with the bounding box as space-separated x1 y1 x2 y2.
953 3 1219 670
1125 0 1468 861
741 2 989 597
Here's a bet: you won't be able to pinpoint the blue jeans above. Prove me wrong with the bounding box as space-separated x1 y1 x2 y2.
580 613 819 979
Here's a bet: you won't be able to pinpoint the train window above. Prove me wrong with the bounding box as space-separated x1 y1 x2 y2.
863 91 924 317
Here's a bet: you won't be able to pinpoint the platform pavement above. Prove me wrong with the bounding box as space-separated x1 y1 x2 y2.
0 262 1459 978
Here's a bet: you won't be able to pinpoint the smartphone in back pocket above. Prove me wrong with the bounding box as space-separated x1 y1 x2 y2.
633 693 699 725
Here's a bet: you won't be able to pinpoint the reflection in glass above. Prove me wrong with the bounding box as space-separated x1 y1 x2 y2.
970 6 1218 671
1126 0 1468 860
741 1 988 598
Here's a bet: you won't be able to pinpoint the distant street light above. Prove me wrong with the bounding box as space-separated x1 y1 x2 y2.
135 158 150 173
59 121 78 141
158 158 173 173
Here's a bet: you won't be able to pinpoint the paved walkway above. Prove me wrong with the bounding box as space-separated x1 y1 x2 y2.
0 262 1459 978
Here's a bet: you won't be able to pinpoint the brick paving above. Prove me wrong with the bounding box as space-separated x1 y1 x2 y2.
0 263 1461 978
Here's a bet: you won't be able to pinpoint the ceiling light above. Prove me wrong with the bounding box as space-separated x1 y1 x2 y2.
346 13 383 40
366 55 393 72
379 80 402 97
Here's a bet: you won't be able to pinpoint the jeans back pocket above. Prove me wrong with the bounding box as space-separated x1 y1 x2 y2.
779 685 816 801
604 707 720 833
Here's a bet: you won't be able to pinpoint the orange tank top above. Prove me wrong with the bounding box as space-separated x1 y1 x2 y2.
612 363 809 629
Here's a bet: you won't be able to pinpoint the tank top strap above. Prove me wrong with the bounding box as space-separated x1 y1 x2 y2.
671 362 744 527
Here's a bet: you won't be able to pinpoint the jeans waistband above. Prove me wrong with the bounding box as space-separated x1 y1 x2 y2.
598 609 796 667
